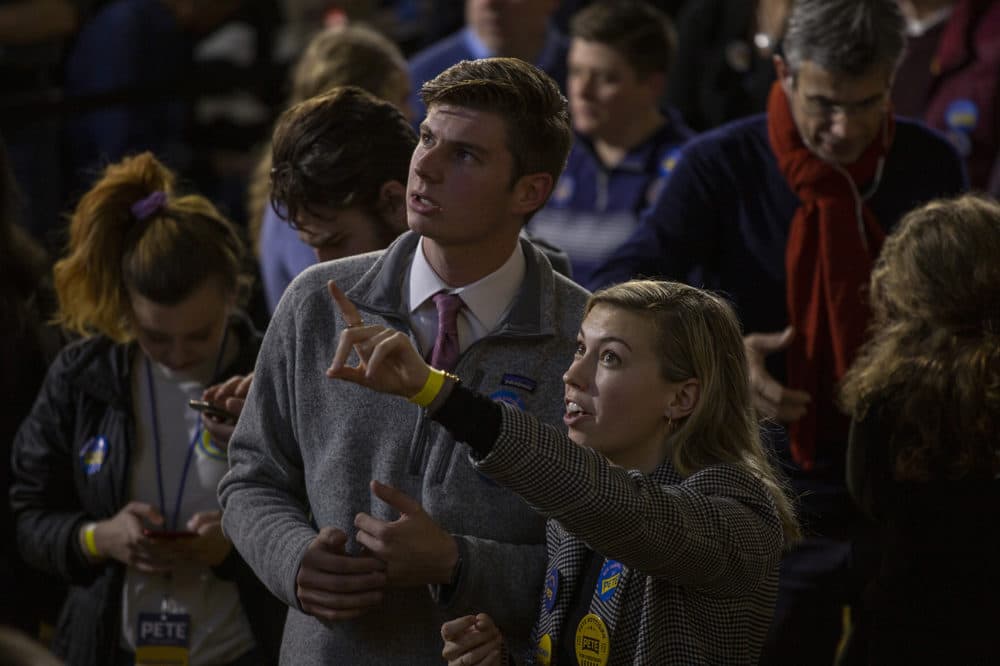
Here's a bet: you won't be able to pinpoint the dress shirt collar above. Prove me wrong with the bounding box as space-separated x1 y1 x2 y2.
408 237 526 335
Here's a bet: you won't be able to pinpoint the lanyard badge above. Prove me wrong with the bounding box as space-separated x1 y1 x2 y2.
135 611 191 666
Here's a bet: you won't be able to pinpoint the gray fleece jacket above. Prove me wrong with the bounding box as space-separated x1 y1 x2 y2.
219 232 590 665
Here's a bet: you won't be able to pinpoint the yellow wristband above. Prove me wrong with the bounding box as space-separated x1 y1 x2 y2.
83 522 100 558
409 368 446 407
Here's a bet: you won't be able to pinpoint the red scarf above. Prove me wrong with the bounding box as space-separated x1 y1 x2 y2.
767 81 893 470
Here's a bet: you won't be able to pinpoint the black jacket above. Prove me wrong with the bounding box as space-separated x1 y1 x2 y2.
10 314 285 666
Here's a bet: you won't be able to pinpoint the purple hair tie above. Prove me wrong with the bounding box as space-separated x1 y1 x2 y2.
131 191 168 221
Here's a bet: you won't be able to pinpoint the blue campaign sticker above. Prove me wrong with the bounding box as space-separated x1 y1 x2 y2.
660 146 683 176
501 374 537 393
489 389 526 411
595 559 624 602
79 436 108 475
945 99 979 132
196 429 227 462
551 174 575 206
543 567 560 612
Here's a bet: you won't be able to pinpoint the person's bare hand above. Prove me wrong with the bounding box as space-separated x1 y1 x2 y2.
325 281 431 398
744 327 811 423
354 480 459 587
296 526 388 623
89 502 175 574
153 510 232 567
441 614 503 666
200 373 253 447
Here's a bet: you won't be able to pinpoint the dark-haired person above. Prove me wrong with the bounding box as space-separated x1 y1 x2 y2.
840 194 1000 664
249 24 414 315
198 87 415 446
218 57 589 664
527 0 693 290
9 152 284 666
592 0 967 661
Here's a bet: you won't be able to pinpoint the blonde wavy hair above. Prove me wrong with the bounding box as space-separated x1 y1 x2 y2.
840 194 1000 481
588 280 800 543
53 152 245 342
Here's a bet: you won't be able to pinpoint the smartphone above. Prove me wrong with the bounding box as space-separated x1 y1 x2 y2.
143 528 197 540
187 399 238 423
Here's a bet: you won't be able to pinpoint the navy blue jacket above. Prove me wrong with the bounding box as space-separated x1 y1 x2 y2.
592 114 967 484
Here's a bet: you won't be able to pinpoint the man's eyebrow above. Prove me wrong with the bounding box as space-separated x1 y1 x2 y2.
417 124 490 155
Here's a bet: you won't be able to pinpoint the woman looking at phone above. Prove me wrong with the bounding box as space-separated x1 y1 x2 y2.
326 279 799 665
10 152 283 666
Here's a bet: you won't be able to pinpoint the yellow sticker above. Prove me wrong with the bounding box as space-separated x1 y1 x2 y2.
574 613 610 666
536 633 552 666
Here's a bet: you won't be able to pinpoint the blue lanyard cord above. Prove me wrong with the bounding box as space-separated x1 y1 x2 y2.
143 327 230 531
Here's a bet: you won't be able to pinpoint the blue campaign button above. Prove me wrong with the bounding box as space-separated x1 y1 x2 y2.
945 99 979 132
79 436 108 475
543 567 560 612
595 559 624 602
489 389 526 411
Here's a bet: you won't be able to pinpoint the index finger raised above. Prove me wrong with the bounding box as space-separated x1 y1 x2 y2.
328 281 363 328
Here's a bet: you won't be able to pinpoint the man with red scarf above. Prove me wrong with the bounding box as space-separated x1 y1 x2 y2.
592 0 967 663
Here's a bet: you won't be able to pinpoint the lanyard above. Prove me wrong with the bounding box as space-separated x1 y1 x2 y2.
143 328 229 531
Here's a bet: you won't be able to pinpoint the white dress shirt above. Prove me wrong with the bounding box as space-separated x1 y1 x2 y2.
407 237 526 359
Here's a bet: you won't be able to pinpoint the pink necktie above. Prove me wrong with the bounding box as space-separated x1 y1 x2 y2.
430 292 463 371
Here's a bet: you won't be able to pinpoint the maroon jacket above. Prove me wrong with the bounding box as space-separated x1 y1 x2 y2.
923 0 1000 194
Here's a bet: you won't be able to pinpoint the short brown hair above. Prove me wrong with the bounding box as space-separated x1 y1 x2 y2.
570 0 676 77
419 57 572 187
269 86 416 231
248 24 408 253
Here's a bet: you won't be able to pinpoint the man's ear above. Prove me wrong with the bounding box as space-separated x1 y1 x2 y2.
510 172 554 218
377 180 408 232
665 378 700 420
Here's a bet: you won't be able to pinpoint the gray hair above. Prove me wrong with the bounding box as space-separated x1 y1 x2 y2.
782 0 906 77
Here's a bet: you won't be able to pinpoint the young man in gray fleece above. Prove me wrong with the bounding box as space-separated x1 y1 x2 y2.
218 57 589 664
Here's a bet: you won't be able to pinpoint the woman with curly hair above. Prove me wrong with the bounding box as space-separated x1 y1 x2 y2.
840 194 1000 663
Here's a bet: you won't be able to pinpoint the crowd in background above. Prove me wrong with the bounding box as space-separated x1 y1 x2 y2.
1 0 998 664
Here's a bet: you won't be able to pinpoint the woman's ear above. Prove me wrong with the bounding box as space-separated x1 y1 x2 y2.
377 180 407 232
665 378 700 420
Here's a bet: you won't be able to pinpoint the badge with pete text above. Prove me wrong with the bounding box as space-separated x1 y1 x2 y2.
536 633 553 666
596 559 623 602
135 612 190 666
575 613 610 666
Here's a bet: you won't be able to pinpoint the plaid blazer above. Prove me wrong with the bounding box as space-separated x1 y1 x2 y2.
474 406 784 665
